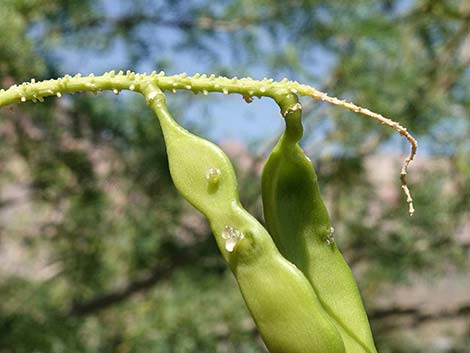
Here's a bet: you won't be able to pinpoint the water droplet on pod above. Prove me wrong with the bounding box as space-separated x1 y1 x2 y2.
325 226 335 245
206 167 221 185
147 91 157 101
221 226 245 252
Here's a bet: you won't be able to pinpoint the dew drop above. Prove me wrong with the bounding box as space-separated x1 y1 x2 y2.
20 96 26 102
221 226 245 252
325 226 335 245
56 92 62 98
129 84 135 91
206 167 221 185
147 91 157 101
113 89 120 95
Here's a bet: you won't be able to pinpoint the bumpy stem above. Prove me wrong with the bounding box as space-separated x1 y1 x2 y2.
0 70 417 215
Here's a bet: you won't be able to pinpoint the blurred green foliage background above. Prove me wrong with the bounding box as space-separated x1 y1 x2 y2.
0 1 469 352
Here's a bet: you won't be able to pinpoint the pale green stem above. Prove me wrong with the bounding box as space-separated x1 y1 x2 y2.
0 70 417 215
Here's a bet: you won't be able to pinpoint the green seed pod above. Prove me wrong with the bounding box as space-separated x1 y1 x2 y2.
143 84 345 353
262 95 378 353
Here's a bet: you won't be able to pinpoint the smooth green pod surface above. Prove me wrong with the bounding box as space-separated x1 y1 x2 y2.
262 99 378 353
143 85 346 353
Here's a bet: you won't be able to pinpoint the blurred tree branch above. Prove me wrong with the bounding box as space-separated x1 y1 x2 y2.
370 302 470 329
69 229 215 317
47 14 263 34
69 252 188 316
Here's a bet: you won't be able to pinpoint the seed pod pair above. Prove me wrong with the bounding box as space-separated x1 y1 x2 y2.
262 93 378 353
143 84 346 353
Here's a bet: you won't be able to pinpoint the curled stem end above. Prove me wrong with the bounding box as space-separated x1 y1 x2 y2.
292 83 418 216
